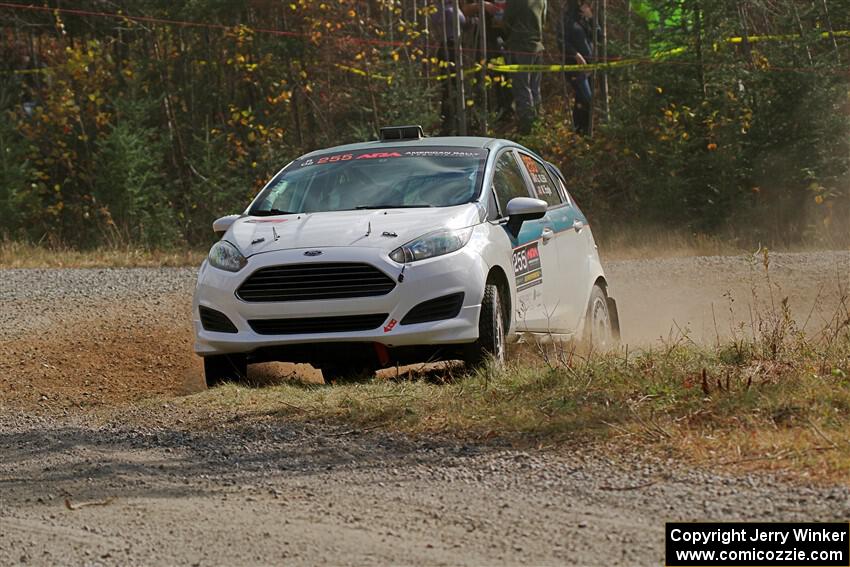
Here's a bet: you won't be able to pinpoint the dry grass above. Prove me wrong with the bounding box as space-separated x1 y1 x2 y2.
597 228 743 260
595 226 848 261
0 240 206 268
179 255 850 481
179 327 850 481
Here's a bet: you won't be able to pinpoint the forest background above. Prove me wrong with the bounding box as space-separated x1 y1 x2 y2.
0 0 848 250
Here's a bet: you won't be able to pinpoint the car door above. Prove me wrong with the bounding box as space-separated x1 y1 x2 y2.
490 150 563 332
515 152 590 334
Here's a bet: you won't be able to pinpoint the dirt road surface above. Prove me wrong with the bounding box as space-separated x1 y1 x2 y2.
1 251 849 566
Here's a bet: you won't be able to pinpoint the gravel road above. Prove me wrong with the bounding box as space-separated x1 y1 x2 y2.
1 251 848 566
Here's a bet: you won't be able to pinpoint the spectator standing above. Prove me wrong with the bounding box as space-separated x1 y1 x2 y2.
558 0 602 136
504 0 547 134
461 1 513 125
431 1 467 135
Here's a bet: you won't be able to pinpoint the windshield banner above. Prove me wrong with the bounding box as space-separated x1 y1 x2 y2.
295 147 488 169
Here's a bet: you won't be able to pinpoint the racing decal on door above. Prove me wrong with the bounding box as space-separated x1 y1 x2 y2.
519 154 556 198
512 241 543 291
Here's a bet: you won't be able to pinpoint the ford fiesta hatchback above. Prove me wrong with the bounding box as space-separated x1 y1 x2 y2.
193 125 619 386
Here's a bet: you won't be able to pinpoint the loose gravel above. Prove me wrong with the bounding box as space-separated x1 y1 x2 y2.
0 268 196 339
1 409 848 566
1 251 848 566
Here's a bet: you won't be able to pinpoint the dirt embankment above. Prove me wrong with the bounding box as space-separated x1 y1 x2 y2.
0 252 848 566
3 252 847 409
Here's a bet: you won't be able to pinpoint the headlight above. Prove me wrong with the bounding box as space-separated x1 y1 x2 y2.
389 227 474 263
208 240 247 272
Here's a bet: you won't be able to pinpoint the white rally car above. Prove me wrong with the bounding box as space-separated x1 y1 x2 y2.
193 126 619 386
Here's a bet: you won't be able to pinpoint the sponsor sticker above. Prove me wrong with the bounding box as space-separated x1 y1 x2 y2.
520 154 555 196
512 241 543 291
295 147 487 168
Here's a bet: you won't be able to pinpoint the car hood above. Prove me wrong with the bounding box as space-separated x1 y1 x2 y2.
227 204 483 257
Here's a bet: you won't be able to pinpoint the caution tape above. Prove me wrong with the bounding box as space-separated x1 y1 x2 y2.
333 63 395 82
432 63 483 81
336 62 486 82
723 29 850 44
337 26 849 78
7 28 846 79
2 68 48 75
488 47 686 73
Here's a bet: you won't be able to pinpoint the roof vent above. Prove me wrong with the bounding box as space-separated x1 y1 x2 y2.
380 125 424 141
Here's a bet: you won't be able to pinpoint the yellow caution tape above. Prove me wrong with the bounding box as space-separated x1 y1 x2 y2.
488 47 686 73
723 29 850 45
335 61 484 82
3 68 49 75
334 28 850 80
333 63 394 83
431 63 483 81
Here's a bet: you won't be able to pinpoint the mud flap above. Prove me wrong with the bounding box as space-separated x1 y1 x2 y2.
606 297 621 342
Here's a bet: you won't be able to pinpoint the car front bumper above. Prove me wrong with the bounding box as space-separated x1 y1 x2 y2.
192 246 487 357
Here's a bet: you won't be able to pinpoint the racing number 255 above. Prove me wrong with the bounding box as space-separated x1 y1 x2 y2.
513 248 529 274
316 154 353 165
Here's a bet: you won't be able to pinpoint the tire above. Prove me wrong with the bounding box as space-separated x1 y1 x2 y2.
204 354 248 388
464 283 506 368
584 285 616 350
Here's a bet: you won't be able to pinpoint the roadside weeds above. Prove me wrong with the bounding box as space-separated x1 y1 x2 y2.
0 240 206 269
176 251 850 482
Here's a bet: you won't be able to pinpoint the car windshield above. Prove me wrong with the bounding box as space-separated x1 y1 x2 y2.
249 146 487 215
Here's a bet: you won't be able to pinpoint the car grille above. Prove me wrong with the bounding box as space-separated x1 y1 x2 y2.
248 314 389 335
199 306 238 333
401 292 465 325
237 262 396 302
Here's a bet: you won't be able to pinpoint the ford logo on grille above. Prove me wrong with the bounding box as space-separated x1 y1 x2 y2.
303 250 323 257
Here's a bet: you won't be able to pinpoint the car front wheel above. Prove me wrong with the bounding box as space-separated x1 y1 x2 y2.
584 285 616 350
464 283 506 369
204 354 248 388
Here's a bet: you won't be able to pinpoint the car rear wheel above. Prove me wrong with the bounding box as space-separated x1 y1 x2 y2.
464 283 506 369
204 354 248 388
584 285 616 350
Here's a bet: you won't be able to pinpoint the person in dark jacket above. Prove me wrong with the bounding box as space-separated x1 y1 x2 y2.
462 1 513 124
558 0 602 135
431 1 467 135
504 0 547 134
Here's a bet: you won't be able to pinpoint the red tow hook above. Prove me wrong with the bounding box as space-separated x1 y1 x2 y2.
373 343 390 367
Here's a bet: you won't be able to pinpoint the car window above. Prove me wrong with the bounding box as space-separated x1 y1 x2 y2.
544 163 572 205
249 147 487 214
517 154 563 208
492 151 531 217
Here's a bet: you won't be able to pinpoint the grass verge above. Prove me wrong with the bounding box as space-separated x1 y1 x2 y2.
0 240 206 268
180 288 850 482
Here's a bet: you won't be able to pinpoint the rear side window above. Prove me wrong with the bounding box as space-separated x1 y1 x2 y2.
517 153 563 207
545 163 572 204
492 152 530 217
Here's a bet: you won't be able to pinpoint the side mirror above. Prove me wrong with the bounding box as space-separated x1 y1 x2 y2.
505 197 547 237
213 214 240 236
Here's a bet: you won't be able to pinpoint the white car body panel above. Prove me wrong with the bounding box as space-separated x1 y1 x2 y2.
229 205 481 256
192 135 616 367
